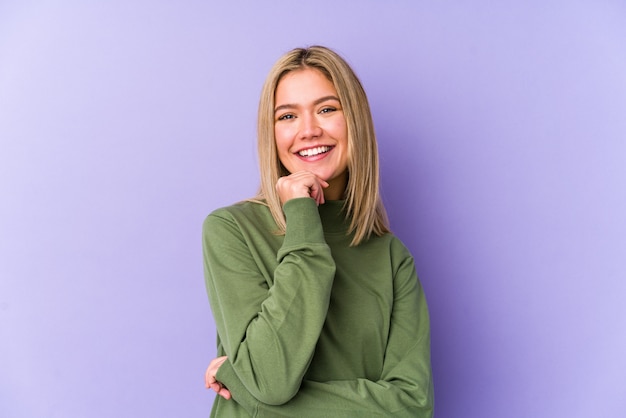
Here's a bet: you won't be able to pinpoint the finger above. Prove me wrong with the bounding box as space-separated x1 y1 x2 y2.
205 366 214 387
210 381 231 400
205 356 228 388
314 187 324 205
276 171 331 205
311 182 326 205
210 382 223 393
219 387 232 400
309 181 320 197
318 182 326 205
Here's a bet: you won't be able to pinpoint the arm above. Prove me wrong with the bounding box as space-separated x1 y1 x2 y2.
218 240 434 417
203 198 336 407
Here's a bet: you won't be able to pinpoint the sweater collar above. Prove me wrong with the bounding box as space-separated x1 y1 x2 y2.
318 200 350 234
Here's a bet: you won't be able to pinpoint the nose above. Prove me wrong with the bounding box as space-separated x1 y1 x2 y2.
299 113 322 140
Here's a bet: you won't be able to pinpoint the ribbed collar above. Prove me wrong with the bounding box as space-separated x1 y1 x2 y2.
318 200 351 234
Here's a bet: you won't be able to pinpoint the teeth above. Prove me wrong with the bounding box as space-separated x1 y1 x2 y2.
298 146 331 157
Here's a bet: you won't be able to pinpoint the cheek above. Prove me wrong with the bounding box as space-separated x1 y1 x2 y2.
329 117 348 142
274 128 289 154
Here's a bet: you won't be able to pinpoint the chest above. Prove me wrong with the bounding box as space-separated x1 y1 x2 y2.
309 241 395 380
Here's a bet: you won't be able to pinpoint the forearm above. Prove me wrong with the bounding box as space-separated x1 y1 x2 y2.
204 198 336 404
215 266 334 405
216 250 433 417
220 373 433 418
262 377 433 418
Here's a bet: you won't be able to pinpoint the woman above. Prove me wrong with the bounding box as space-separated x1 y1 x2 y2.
203 46 433 417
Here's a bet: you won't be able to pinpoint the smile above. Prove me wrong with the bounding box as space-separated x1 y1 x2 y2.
297 146 332 157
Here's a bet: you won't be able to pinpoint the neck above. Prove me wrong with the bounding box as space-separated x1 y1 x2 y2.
324 171 348 200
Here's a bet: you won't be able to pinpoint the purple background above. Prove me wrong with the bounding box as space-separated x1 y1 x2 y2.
1 1 625 417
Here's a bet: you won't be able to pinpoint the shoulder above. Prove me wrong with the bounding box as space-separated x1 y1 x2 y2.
365 231 412 254
207 199 265 218
203 200 274 235
349 232 415 272
389 234 413 257
366 232 415 269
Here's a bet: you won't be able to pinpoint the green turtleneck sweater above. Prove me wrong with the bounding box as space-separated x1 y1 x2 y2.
202 198 433 417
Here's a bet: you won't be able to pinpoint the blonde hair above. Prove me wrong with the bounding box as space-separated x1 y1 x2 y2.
254 45 389 246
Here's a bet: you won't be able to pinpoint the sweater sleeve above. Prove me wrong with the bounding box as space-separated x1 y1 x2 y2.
203 198 336 409
229 241 434 417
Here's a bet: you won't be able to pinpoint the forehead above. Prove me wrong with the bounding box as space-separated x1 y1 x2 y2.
275 68 337 101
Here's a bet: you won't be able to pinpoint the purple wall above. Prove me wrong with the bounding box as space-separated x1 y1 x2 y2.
1 1 625 417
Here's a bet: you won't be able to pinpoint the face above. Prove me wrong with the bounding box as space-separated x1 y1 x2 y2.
274 67 349 199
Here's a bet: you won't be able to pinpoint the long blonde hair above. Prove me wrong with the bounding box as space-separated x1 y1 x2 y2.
255 46 389 246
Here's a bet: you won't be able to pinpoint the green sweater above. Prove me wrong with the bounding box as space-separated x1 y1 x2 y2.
202 198 433 417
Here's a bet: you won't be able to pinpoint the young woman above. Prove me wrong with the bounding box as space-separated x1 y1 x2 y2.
203 46 434 417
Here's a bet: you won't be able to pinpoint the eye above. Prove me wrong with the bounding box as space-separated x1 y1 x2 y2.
277 113 295 121
319 107 337 114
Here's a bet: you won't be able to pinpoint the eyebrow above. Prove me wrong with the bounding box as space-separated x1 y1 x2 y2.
274 95 341 114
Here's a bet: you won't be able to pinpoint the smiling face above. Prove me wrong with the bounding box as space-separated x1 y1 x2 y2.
274 67 349 200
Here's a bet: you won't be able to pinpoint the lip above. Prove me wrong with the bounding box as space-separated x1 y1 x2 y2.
293 145 334 161
294 144 334 153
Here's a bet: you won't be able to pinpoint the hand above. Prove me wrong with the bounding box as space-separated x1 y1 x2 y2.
276 171 329 206
205 356 231 400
